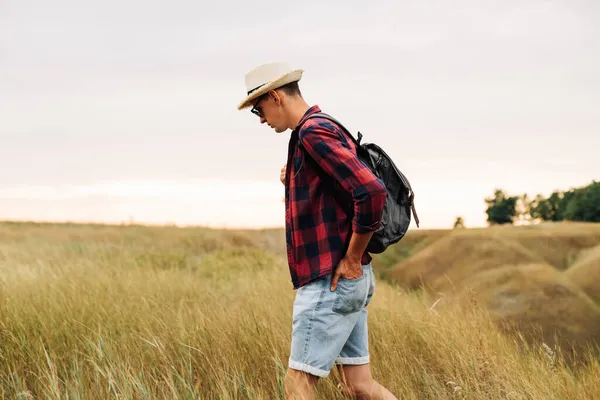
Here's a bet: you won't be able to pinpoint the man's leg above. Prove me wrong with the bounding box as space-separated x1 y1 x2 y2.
287 267 371 399
336 364 397 400
284 368 318 400
333 264 396 399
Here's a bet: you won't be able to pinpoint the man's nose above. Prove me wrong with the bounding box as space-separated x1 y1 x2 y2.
260 116 267 124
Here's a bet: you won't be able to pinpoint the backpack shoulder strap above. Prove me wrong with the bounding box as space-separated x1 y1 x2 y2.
304 112 364 148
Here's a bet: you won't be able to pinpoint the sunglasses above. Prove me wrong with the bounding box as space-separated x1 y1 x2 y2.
250 93 269 117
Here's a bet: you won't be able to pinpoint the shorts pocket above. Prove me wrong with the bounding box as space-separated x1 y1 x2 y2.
332 274 368 315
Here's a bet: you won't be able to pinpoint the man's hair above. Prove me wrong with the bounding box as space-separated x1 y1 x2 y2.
277 81 302 98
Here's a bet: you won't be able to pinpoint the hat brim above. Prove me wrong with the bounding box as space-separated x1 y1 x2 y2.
237 69 304 110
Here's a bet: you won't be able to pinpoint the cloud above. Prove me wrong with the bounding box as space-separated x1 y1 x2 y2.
0 179 283 202
0 179 286 228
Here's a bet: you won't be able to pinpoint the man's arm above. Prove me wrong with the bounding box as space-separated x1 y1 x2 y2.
299 121 386 234
346 230 375 261
299 120 386 290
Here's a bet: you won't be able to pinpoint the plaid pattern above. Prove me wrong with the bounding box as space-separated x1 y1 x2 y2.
284 105 387 289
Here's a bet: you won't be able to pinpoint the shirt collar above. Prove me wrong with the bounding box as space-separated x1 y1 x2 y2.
294 105 321 131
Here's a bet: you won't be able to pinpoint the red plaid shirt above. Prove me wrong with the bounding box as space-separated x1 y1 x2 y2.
284 105 387 289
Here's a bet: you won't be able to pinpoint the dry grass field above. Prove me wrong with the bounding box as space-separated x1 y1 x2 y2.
0 221 599 399
388 222 600 359
565 244 600 303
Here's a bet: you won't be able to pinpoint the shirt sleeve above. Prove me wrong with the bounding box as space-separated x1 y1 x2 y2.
299 120 387 233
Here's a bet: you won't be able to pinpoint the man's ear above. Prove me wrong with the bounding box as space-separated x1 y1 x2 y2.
269 90 281 105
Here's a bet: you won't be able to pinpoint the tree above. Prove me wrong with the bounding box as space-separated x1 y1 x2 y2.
558 189 576 220
529 193 562 222
529 194 551 222
454 216 465 229
529 185 593 223
484 180 598 226
545 191 564 221
563 181 600 222
485 189 519 225
529 190 577 222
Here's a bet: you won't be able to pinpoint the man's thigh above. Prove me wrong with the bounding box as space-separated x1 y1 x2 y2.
336 264 375 367
288 264 373 378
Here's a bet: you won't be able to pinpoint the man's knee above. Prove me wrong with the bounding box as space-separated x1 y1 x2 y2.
338 381 375 399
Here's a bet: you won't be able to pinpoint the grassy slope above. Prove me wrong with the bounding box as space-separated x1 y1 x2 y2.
0 221 599 399
388 223 600 291
565 244 600 304
371 228 450 273
387 222 600 356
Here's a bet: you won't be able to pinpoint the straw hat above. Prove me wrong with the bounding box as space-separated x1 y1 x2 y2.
237 62 303 110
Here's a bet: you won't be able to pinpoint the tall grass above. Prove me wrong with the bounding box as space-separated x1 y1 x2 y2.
0 223 599 399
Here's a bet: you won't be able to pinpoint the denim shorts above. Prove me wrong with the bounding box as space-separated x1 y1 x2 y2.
288 263 376 378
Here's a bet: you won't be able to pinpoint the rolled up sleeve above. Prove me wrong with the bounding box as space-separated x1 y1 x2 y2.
299 122 386 233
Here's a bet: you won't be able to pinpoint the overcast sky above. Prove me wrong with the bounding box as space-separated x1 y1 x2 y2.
1 0 599 229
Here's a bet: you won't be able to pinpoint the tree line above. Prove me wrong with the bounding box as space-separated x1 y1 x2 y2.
453 180 600 228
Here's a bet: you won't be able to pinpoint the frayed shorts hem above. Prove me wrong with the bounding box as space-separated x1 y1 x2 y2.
288 359 330 378
335 356 370 365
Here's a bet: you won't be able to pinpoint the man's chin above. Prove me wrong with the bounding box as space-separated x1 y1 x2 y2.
274 126 288 134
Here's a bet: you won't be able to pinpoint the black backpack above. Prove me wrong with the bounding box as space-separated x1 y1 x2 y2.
304 112 420 254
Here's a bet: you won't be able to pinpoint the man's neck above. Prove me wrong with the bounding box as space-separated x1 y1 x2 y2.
286 99 311 131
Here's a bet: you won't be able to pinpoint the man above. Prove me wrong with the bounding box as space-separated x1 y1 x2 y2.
238 62 397 400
